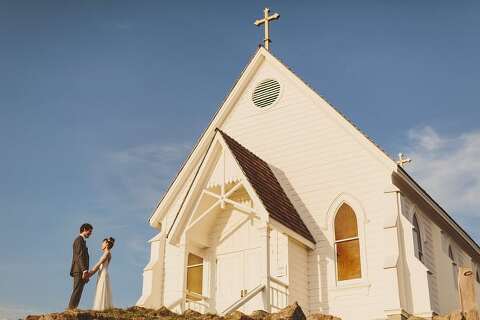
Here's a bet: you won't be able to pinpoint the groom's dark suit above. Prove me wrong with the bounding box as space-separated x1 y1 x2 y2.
68 235 89 309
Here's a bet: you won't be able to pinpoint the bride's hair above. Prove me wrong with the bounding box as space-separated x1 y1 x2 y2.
104 237 115 249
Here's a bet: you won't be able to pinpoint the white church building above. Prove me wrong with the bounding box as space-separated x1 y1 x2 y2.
137 46 480 320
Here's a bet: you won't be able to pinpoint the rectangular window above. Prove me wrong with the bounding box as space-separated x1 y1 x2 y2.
186 253 203 301
336 239 362 281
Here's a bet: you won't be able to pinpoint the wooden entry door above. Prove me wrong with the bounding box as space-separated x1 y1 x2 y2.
215 248 261 313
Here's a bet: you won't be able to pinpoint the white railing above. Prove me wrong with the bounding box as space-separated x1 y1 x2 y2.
185 291 210 313
221 284 266 315
269 277 289 312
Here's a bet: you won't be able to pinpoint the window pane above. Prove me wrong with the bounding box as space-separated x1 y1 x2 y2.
336 239 362 281
187 265 203 295
335 204 358 240
413 229 422 261
412 215 423 261
188 253 203 266
448 246 454 261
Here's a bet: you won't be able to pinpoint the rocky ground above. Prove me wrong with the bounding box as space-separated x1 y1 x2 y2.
416 309 479 320
24 303 339 320
24 304 480 320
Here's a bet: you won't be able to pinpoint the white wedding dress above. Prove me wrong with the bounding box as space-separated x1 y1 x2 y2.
92 251 113 311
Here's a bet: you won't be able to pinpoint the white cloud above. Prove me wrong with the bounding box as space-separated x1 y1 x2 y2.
407 126 446 151
405 126 480 222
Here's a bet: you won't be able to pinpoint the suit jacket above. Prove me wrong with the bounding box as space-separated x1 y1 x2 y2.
70 235 89 277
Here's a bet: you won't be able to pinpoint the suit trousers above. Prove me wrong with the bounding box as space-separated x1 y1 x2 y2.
68 273 86 309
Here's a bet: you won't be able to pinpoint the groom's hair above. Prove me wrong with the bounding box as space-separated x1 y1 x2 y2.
80 223 93 233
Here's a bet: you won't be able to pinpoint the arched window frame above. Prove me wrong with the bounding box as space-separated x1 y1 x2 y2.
326 194 369 288
412 213 423 262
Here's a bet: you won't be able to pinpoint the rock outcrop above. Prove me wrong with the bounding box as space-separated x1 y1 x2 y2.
407 309 480 320
25 303 339 320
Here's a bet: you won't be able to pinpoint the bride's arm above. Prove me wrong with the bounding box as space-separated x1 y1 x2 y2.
90 251 109 275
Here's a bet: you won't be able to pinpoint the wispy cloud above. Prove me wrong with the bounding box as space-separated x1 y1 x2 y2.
0 305 40 320
89 142 191 268
94 142 191 212
404 126 480 238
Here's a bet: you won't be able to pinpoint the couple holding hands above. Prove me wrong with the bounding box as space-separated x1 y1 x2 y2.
68 223 115 311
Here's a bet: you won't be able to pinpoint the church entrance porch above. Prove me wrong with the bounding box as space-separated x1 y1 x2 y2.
183 180 268 315
147 131 315 315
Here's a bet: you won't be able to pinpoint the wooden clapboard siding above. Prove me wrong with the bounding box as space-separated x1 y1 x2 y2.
419 214 440 313
476 266 480 308
400 194 480 316
288 238 309 313
221 59 393 319
269 229 289 281
400 195 439 315
434 226 461 314
163 242 186 313
269 229 289 312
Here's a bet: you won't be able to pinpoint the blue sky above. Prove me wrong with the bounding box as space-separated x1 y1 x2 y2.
1 1 479 319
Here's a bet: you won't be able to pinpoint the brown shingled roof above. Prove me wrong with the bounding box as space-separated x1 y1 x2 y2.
217 129 315 244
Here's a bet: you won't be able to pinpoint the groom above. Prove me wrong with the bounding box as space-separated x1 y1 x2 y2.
68 223 93 310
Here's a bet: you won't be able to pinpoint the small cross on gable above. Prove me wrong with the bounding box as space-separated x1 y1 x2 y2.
397 153 412 167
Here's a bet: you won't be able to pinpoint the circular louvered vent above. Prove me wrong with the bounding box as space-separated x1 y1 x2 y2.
252 79 281 108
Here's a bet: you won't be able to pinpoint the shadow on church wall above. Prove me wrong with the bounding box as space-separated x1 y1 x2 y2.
269 164 332 313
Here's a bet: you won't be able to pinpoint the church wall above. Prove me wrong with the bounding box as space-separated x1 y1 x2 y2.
269 229 289 282
398 196 437 315
221 60 396 320
433 226 461 314
163 241 187 313
400 194 480 315
268 228 309 313
269 229 289 311
287 238 309 314
137 233 167 309
475 266 480 308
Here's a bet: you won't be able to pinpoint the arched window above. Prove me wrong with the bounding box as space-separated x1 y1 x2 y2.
335 203 362 281
448 245 458 288
412 214 423 261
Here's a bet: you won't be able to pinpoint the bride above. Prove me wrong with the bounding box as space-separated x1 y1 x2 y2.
89 237 115 311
